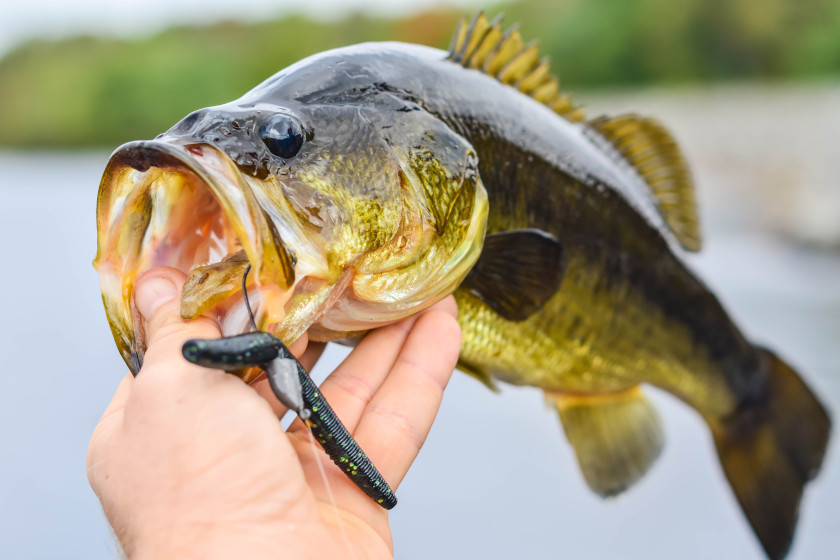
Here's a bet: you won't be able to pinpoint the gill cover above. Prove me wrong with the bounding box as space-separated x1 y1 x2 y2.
346 94 489 315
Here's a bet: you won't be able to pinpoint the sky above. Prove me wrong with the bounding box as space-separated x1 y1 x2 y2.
0 0 481 58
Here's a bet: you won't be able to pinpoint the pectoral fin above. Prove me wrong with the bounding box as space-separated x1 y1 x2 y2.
548 387 664 497
460 229 563 322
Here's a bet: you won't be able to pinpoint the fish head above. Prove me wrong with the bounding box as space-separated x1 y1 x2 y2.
95 58 488 377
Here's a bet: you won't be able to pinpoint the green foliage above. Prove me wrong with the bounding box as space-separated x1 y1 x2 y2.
499 0 840 85
1 0 839 148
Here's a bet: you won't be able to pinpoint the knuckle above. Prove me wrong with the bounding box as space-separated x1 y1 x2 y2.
332 371 376 404
399 359 448 395
370 403 427 451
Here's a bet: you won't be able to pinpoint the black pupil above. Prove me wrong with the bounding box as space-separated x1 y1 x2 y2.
261 116 304 159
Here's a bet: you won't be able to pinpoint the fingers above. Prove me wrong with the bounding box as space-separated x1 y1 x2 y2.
352 302 460 488
251 341 326 418
89 267 325 539
298 341 327 371
286 333 310 362
89 268 228 488
290 297 459 491
134 268 221 376
287 312 432 437
122 267 244 422
134 266 322 421
118 267 301 460
277 297 457 528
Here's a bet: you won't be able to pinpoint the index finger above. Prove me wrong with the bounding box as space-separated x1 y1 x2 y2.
354 300 461 488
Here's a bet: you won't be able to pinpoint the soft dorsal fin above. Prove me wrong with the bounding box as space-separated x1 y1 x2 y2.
588 114 702 251
447 12 585 123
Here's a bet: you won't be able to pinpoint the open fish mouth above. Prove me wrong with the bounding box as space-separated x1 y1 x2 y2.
94 139 297 379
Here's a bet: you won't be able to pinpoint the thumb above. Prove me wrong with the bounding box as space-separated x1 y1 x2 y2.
134 267 221 373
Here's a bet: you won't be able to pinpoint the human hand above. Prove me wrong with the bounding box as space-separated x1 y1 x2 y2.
87 267 461 559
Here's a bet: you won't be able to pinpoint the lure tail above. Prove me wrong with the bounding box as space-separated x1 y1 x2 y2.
713 348 830 560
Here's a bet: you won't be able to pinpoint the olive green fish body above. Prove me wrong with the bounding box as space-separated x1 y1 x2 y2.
95 14 830 560
453 145 754 420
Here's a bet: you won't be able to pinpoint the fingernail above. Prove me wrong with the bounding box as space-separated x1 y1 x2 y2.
135 274 178 319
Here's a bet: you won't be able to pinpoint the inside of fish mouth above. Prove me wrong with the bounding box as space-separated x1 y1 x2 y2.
131 162 264 339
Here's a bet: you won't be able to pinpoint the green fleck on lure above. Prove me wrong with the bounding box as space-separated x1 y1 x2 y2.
94 11 830 559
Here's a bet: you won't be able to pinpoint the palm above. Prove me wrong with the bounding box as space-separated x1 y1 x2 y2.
87 267 460 559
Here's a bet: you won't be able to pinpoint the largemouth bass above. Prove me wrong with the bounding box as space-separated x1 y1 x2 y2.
94 13 829 560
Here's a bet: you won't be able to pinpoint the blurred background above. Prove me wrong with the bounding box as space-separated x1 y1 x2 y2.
0 0 838 558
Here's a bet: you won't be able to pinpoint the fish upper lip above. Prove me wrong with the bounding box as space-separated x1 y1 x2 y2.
94 138 294 375
107 139 200 174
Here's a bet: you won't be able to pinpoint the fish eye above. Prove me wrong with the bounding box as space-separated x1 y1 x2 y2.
260 114 305 159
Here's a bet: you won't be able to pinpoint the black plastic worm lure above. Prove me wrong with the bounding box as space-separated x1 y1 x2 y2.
181 266 397 509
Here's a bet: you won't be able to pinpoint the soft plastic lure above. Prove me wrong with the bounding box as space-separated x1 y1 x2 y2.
181 265 396 509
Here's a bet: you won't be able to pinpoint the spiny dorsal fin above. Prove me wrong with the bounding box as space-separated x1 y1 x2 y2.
588 114 702 251
447 12 585 123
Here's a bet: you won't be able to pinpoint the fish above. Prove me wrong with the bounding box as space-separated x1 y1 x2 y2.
94 12 830 560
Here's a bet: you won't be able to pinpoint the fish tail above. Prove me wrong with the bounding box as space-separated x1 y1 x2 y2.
712 348 830 560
